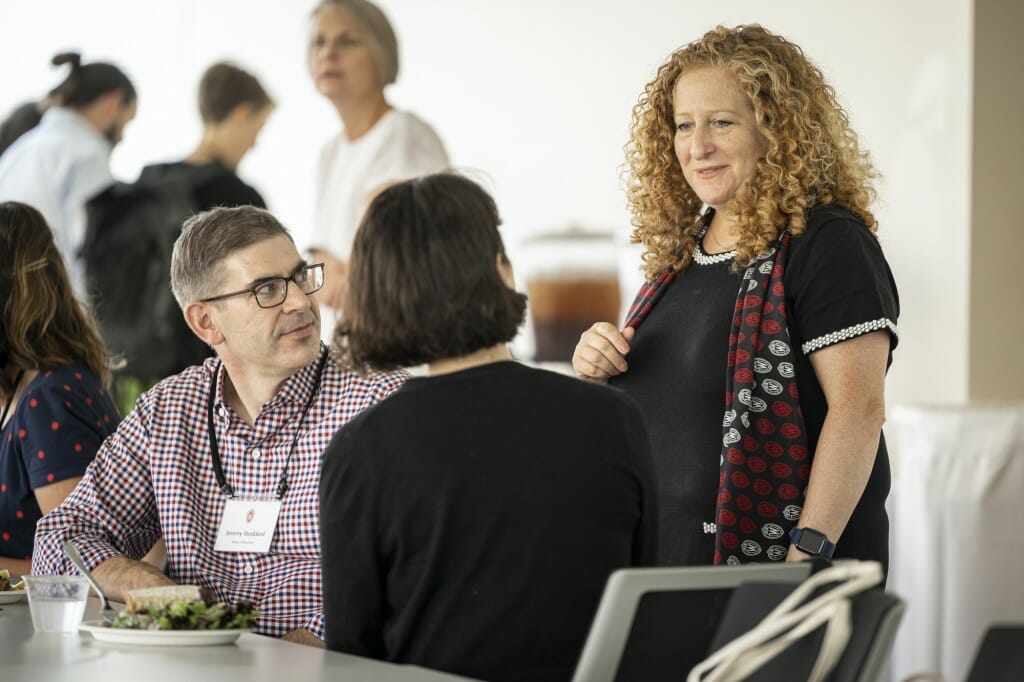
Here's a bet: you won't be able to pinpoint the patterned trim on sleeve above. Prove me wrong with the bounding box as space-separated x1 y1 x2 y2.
801 318 898 355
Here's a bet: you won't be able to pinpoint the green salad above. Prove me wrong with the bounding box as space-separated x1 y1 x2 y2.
112 599 260 630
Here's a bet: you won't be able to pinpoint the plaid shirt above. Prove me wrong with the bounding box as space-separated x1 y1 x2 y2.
33 350 406 639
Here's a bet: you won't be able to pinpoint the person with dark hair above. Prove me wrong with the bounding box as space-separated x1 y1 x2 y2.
320 173 657 680
34 205 406 646
149 61 273 212
88 61 275 402
573 25 899 570
0 202 120 578
307 0 449 340
0 53 136 296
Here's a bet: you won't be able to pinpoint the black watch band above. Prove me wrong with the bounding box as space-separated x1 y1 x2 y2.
789 527 836 559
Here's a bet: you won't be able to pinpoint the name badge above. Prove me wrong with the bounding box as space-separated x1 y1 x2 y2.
214 498 282 553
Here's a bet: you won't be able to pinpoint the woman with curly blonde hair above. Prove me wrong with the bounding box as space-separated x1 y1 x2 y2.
573 25 900 571
0 202 120 578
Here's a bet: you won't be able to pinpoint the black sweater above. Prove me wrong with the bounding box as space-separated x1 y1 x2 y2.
319 361 658 682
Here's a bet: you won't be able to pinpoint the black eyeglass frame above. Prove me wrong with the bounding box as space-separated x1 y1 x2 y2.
199 263 325 309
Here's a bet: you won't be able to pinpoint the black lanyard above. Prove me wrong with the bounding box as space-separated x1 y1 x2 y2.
0 370 26 428
207 347 328 500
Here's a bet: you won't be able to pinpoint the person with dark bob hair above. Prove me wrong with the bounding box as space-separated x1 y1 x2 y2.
0 202 120 578
337 174 525 370
320 173 658 681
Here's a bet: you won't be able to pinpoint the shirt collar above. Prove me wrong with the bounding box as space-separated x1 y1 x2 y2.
210 345 329 422
268 344 329 409
40 107 112 150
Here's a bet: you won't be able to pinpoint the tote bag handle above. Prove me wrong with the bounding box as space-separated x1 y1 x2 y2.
688 560 885 682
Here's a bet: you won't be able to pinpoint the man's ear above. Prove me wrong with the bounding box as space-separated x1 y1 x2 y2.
228 102 254 125
184 302 224 348
496 253 516 290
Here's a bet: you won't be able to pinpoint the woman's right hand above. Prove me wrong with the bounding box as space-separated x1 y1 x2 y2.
572 322 635 381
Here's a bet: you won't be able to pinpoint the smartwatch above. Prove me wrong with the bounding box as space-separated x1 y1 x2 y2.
789 527 836 559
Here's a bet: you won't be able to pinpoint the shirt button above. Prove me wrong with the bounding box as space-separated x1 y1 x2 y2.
251 448 262 460
244 564 254 575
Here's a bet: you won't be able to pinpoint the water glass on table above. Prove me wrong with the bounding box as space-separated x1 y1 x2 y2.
23 575 90 633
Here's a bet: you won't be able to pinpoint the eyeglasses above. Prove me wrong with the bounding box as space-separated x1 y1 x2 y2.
200 263 325 309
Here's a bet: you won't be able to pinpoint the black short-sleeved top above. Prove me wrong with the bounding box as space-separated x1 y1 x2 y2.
319 361 658 682
0 365 120 559
146 160 267 211
611 204 899 568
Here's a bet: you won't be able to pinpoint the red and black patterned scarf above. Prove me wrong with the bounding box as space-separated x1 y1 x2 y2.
623 232 808 565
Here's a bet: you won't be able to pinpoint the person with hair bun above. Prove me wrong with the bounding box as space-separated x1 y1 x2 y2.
573 25 899 571
0 202 120 579
320 173 657 679
0 53 136 296
307 0 449 338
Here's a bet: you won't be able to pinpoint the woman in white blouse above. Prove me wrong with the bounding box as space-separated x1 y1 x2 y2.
307 0 449 335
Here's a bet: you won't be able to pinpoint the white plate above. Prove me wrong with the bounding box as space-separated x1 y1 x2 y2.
78 620 246 646
0 590 27 604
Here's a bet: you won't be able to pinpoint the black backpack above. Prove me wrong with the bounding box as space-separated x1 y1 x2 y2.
0 101 43 158
82 163 228 380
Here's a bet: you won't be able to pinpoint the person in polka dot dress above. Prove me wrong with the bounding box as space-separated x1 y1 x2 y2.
0 202 120 578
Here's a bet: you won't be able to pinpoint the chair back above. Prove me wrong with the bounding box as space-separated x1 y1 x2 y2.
966 625 1024 682
571 563 811 682
703 576 904 682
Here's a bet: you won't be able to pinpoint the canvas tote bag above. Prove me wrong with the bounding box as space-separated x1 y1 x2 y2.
688 560 885 682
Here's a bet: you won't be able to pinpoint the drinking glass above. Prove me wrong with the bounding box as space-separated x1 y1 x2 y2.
23 575 90 634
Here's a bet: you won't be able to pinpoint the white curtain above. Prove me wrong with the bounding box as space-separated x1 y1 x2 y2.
888 404 1024 681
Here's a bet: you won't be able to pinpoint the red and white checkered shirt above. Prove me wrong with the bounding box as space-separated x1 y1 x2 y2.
33 349 406 639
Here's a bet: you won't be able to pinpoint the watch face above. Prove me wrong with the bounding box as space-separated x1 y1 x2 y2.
797 528 827 555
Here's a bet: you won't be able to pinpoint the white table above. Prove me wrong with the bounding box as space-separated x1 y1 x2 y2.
0 598 474 681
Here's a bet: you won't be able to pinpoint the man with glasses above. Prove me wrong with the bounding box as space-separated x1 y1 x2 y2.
34 206 406 647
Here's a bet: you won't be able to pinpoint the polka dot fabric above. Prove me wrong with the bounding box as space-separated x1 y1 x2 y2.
0 365 119 560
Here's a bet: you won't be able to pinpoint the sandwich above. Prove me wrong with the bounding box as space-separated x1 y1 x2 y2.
125 584 203 613
112 584 259 630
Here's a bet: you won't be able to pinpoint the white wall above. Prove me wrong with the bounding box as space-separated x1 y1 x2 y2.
0 0 974 405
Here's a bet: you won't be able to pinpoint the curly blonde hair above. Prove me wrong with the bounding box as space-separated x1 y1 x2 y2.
626 24 879 279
